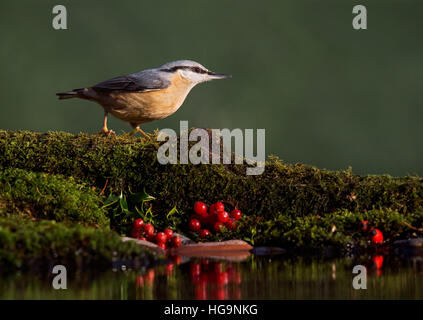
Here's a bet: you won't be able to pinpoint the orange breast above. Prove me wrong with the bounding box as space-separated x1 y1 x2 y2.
97 73 194 124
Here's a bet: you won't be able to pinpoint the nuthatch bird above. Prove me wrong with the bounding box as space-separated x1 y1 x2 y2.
56 60 231 136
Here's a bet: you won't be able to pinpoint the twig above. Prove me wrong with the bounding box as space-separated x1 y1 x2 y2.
99 179 109 196
401 221 423 232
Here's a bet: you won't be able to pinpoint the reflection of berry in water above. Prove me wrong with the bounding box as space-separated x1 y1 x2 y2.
213 287 228 300
232 271 242 284
372 255 384 269
199 273 209 284
165 263 174 276
191 274 202 284
136 275 144 287
190 262 202 278
232 287 242 300
214 262 224 274
216 271 229 286
172 255 182 265
194 282 207 300
201 259 210 268
145 269 155 286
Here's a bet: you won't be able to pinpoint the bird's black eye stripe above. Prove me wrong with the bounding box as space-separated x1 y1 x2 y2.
160 66 208 74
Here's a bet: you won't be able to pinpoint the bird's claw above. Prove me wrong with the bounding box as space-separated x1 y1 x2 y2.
97 129 116 137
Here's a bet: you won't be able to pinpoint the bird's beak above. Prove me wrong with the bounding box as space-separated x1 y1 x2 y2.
207 72 232 80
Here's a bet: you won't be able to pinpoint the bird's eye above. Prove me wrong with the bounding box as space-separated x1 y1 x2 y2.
193 67 202 73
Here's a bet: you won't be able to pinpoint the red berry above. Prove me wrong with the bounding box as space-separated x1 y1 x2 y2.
225 218 236 230
217 211 229 223
158 242 167 250
189 219 201 231
206 213 217 225
133 218 144 229
214 202 225 213
147 232 156 242
213 222 224 233
164 228 174 238
172 236 182 247
199 229 211 238
130 228 140 238
209 203 217 214
156 232 168 244
361 220 369 232
138 237 147 241
143 223 155 236
198 213 209 224
370 229 383 244
231 209 242 221
194 201 208 216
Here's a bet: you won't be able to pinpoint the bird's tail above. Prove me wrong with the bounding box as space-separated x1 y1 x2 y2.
56 88 84 100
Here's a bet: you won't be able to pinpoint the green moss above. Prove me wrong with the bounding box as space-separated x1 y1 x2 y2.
0 130 423 252
0 216 160 271
1 130 422 218
244 208 423 251
0 168 108 226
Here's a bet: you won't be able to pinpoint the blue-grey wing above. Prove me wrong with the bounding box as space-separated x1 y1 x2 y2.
91 70 171 92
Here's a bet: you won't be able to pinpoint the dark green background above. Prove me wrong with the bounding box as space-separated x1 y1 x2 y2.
1 1 422 176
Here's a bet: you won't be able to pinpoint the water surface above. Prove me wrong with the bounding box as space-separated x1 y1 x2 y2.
2 253 423 299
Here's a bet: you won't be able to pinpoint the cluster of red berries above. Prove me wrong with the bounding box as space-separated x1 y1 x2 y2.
189 201 243 238
130 218 182 250
360 220 384 244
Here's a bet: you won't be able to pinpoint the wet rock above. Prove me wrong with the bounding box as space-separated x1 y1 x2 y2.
393 238 423 248
251 247 286 256
170 240 253 259
392 238 423 255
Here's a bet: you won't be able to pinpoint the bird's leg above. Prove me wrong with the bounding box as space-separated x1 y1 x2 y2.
129 124 149 138
136 127 149 138
99 111 115 136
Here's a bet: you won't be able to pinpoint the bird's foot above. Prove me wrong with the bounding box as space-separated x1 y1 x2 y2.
127 127 153 140
136 127 150 138
97 129 116 137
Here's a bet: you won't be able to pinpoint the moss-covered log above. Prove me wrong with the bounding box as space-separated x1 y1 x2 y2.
0 130 423 252
1 130 422 217
0 168 108 226
0 216 161 271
